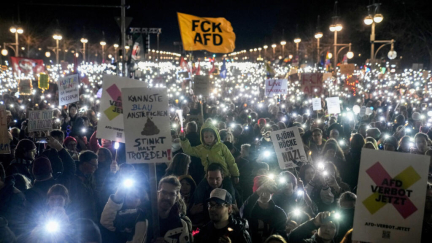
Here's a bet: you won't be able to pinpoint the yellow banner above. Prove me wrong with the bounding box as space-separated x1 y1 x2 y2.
177 12 236 53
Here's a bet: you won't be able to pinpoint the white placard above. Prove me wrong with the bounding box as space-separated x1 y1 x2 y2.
97 75 147 142
270 127 307 169
265 79 287 97
312 98 322 111
326 97 341 114
122 87 172 164
359 106 366 117
176 110 184 133
58 74 79 106
28 110 53 132
0 105 10 154
352 149 429 243
366 107 373 115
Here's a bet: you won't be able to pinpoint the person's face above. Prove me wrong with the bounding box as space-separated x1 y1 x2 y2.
324 149 336 159
25 148 36 160
258 189 272 203
330 130 339 140
207 170 223 189
180 179 192 196
48 195 66 208
208 200 230 223
282 181 295 196
66 141 77 151
416 137 428 152
80 158 98 175
318 221 337 240
240 147 249 158
340 200 355 209
124 193 141 208
186 125 193 134
203 131 216 146
312 132 322 144
157 183 178 212
52 136 63 145
97 151 106 163
400 141 410 152
304 168 315 183
69 107 77 117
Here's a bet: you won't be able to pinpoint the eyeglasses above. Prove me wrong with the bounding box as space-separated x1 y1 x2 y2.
207 202 226 209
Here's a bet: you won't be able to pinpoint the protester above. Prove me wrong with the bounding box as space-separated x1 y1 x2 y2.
179 175 197 209
165 153 191 177
194 188 252 243
6 139 37 180
288 211 339 243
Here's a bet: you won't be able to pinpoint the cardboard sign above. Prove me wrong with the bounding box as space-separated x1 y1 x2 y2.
340 64 355 75
270 127 307 169
323 72 333 81
193 75 210 96
359 106 367 117
58 74 79 106
98 75 148 142
122 87 172 164
18 79 33 95
28 110 53 132
265 79 287 97
0 105 10 154
312 98 322 111
353 149 429 243
301 73 323 96
326 97 341 114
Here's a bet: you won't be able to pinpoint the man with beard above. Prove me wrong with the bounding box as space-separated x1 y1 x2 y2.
151 176 192 243
194 188 251 243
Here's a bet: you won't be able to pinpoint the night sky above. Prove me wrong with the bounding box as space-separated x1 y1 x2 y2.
1 0 431 59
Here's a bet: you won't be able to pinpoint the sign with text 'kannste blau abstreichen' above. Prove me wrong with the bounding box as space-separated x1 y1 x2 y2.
122 87 172 164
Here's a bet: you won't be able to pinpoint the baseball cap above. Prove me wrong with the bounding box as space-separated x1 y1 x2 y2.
206 188 233 205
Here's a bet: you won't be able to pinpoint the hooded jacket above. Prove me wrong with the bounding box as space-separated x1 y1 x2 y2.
181 121 240 177
194 215 252 243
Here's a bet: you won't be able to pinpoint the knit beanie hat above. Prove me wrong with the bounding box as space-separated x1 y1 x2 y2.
258 118 266 125
63 136 77 146
32 157 53 176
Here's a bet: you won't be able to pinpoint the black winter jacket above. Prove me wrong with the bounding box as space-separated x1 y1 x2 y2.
194 215 252 243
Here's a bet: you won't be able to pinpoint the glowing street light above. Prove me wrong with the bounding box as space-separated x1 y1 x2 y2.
80 38 88 61
315 32 323 64
53 32 62 64
280 41 286 58
263 45 268 59
113 43 119 62
100 41 106 63
271 44 277 58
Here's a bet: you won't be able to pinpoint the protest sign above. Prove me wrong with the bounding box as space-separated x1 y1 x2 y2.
177 12 236 53
270 127 307 169
326 97 341 114
28 110 53 132
0 105 10 154
359 106 366 117
193 75 210 96
58 74 79 106
340 64 355 75
353 149 429 243
265 79 287 97
312 98 322 111
18 79 33 95
301 73 323 96
98 75 148 142
10 57 45 76
122 87 171 164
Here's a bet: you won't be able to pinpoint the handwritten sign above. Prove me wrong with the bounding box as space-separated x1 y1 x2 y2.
265 79 287 97
326 97 341 114
58 74 79 106
353 149 429 243
0 105 10 154
193 75 210 97
28 110 53 132
340 64 355 75
270 127 307 169
301 73 323 96
122 87 172 163
312 98 322 111
98 75 148 142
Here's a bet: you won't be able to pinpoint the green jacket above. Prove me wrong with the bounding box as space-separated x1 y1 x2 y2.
181 121 240 177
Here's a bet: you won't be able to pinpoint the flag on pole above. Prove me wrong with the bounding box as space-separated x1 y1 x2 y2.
177 12 236 53
220 59 227 78
180 57 188 70
195 62 201 75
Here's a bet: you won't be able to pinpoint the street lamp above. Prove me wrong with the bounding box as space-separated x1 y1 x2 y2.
7 26 24 57
364 1 391 64
100 41 106 63
53 33 62 64
258 47 262 58
113 44 119 62
1 49 8 56
45 51 51 58
280 41 286 58
80 38 88 61
315 32 323 64
263 45 268 59
293 38 301 57
271 44 277 58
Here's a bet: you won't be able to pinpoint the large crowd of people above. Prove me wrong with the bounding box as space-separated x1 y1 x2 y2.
0 61 432 243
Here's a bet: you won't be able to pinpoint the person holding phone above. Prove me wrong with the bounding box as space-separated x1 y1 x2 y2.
287 211 339 243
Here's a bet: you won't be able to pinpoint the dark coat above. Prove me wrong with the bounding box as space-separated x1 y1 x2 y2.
288 219 336 243
240 193 287 242
0 178 26 236
194 215 252 243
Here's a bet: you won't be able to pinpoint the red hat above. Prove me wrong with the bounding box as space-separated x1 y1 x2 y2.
32 157 52 176
252 175 269 193
63 136 77 146
258 118 266 125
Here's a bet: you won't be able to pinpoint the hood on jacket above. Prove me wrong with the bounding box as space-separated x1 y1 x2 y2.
200 121 221 145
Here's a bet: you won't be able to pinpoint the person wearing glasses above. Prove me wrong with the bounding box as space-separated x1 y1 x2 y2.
194 188 251 243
